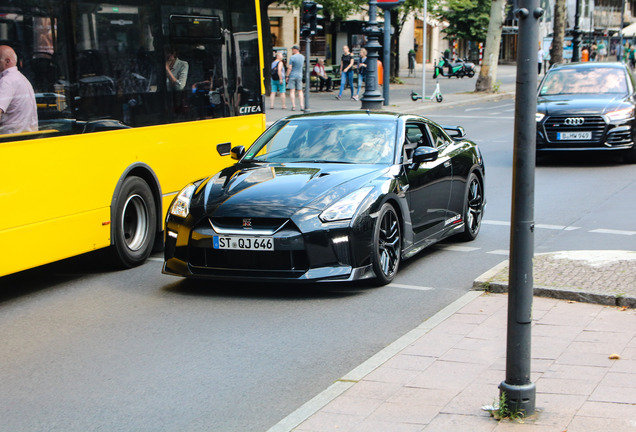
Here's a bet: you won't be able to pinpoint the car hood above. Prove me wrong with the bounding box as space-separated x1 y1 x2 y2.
537 94 631 116
192 163 388 218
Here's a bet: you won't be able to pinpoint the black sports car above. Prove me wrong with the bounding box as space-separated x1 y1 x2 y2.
536 62 636 163
163 112 485 285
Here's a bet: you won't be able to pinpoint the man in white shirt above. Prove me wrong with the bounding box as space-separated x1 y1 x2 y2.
313 58 332 92
0 45 38 135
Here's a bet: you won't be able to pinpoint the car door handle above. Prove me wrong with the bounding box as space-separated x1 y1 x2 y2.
444 161 451 168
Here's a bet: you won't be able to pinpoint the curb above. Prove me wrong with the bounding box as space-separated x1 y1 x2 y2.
472 258 636 309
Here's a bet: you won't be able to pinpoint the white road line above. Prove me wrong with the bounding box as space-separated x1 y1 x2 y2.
488 250 510 255
483 220 580 231
590 229 636 236
148 257 164 262
439 245 480 252
536 224 580 231
465 103 514 112
389 283 434 291
441 115 515 120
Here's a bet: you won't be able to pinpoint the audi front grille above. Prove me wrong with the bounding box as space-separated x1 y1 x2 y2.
543 115 606 143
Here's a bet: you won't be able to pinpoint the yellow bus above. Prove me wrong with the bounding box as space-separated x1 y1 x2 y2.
0 0 266 277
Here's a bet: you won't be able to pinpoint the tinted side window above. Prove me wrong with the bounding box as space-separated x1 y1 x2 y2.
426 123 449 148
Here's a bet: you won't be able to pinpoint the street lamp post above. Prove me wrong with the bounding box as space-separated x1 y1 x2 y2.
500 0 543 417
360 0 384 110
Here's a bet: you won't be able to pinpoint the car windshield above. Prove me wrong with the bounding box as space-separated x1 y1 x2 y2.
540 67 629 96
243 118 397 164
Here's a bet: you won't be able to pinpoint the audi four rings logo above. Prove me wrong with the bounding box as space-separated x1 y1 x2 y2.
564 117 585 126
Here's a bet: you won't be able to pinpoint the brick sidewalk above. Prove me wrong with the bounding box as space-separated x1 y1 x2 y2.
269 251 636 432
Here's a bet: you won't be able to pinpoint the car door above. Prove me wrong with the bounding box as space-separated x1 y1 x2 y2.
404 121 453 241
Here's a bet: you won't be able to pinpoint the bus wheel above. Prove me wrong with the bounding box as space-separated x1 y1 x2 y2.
113 176 157 268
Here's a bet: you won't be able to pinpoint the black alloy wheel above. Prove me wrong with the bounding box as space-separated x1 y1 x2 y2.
458 173 483 241
113 176 157 268
371 204 402 285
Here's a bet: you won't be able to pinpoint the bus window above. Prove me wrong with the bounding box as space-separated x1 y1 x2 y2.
0 0 263 142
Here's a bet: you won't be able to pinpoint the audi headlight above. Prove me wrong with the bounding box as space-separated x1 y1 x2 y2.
606 107 635 122
169 184 196 218
320 187 373 222
536 112 545 122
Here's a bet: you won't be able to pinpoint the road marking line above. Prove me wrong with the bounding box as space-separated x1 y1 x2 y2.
465 103 514 112
148 257 164 262
590 229 636 236
483 220 580 231
439 245 480 252
488 250 510 255
389 283 434 291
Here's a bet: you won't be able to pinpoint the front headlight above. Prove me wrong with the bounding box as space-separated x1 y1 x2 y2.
536 112 545 122
169 184 196 218
606 107 635 122
319 187 373 222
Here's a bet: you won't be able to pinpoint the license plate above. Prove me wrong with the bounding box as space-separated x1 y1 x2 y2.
213 236 274 251
557 131 591 140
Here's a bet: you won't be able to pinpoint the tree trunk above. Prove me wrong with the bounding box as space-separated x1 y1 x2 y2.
550 0 566 64
475 0 506 92
391 9 400 78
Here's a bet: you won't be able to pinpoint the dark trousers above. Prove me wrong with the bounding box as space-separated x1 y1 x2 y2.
318 76 332 91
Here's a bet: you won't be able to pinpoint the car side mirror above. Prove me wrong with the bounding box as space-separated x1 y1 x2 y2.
230 145 245 160
413 146 438 163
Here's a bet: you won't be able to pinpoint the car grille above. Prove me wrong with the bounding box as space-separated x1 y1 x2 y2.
189 248 310 272
607 128 633 145
543 115 606 143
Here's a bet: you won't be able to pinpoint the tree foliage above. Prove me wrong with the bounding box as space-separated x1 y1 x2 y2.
441 0 491 42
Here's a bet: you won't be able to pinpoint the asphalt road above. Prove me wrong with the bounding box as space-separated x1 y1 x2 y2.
2 98 636 432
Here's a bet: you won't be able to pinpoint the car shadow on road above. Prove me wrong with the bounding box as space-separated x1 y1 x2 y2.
163 278 380 301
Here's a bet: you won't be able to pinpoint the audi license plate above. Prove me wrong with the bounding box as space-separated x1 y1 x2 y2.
557 131 591 140
213 236 274 251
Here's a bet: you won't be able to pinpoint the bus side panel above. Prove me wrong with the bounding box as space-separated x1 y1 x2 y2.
0 208 111 276
0 115 265 277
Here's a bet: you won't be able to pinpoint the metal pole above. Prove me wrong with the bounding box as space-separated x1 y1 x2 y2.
499 0 543 418
383 11 391 105
360 0 384 109
620 0 625 61
572 0 581 62
421 0 427 101
304 37 311 112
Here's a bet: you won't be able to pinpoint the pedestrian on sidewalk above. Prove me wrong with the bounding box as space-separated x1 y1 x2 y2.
336 45 355 101
286 45 304 111
354 48 367 100
538 44 543 75
313 58 332 92
269 52 287 109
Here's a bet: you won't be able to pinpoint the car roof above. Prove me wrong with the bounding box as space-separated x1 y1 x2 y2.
280 110 407 122
550 61 627 71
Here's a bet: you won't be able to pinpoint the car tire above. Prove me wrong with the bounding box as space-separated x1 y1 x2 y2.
371 203 401 286
458 173 484 241
112 176 157 268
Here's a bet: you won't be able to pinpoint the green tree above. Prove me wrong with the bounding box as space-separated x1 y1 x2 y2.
442 0 491 43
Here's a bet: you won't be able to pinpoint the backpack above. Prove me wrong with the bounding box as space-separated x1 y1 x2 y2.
271 61 280 81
